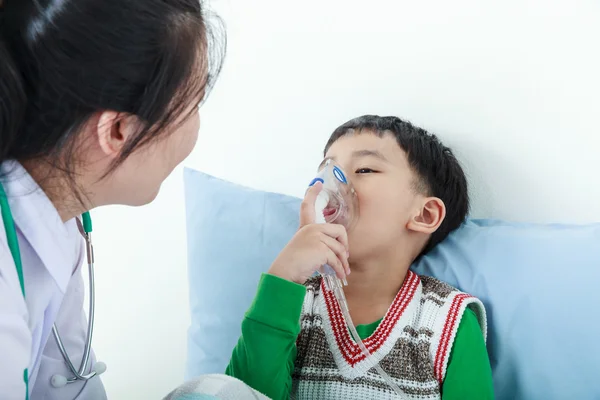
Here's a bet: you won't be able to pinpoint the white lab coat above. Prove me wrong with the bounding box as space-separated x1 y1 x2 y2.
0 162 106 400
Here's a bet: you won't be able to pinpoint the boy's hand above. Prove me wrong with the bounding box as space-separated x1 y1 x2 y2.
268 182 350 285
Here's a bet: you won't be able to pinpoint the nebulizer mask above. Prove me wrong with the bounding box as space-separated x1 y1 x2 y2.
309 160 405 398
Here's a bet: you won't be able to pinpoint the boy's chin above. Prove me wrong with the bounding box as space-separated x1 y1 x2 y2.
347 239 407 264
346 245 374 264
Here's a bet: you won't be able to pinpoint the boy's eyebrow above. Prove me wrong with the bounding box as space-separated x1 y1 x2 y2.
319 149 388 169
351 149 388 162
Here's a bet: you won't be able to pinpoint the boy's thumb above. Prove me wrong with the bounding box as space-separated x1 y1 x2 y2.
299 181 323 227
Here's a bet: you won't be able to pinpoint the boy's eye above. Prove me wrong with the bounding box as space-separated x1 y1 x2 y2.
356 168 376 174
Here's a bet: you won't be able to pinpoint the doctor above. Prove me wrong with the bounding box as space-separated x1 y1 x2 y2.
0 0 224 399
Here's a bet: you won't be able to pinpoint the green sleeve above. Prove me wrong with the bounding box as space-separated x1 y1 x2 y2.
225 273 306 400
441 308 495 400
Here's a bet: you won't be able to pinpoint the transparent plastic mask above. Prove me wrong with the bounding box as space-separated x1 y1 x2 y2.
309 159 358 230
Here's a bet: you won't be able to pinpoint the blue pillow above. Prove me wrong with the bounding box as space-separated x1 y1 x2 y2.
412 219 600 399
184 168 600 400
184 168 300 379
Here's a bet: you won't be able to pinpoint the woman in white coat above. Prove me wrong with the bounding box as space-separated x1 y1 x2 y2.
0 0 224 398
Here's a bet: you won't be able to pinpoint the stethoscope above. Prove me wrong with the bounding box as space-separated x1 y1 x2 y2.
0 182 105 398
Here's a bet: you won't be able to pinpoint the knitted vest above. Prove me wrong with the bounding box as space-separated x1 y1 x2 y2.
291 271 487 400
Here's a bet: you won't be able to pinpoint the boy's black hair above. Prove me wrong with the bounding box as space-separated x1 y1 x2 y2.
324 115 469 255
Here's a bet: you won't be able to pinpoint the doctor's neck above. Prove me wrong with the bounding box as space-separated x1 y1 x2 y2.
21 159 100 223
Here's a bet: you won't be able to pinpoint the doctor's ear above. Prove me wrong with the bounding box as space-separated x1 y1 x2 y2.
96 111 143 158
407 197 446 234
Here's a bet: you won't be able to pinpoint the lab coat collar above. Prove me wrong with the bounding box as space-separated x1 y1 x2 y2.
1 161 81 293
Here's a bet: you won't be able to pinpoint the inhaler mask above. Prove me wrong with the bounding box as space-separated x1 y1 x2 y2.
308 159 406 398
309 159 357 288
310 159 358 230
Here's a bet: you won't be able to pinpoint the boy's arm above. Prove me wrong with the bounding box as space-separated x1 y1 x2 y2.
441 308 495 400
226 273 306 400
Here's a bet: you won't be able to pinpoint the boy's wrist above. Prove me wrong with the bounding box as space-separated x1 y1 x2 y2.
267 264 300 284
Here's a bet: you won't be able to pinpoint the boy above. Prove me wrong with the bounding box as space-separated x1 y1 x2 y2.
226 115 493 399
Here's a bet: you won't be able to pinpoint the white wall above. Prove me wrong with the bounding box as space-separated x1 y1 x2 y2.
93 0 600 397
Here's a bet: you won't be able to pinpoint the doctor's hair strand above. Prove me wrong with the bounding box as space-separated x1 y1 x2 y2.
0 0 225 196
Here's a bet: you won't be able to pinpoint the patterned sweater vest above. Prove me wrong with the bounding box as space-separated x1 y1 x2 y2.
291 271 487 400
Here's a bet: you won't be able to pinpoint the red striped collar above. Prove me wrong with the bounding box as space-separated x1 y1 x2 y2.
321 270 420 367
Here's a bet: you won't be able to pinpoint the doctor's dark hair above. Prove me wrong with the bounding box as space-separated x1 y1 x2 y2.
324 115 469 256
0 0 224 177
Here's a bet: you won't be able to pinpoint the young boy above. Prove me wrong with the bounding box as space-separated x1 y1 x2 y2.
226 115 493 399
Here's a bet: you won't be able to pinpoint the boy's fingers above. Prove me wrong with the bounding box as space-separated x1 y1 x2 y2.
300 181 323 227
318 223 349 250
320 234 350 275
324 248 347 281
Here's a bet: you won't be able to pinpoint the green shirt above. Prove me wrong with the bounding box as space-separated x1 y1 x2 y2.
226 274 494 400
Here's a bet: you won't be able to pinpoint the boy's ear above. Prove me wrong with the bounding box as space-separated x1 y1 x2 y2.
407 197 446 234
